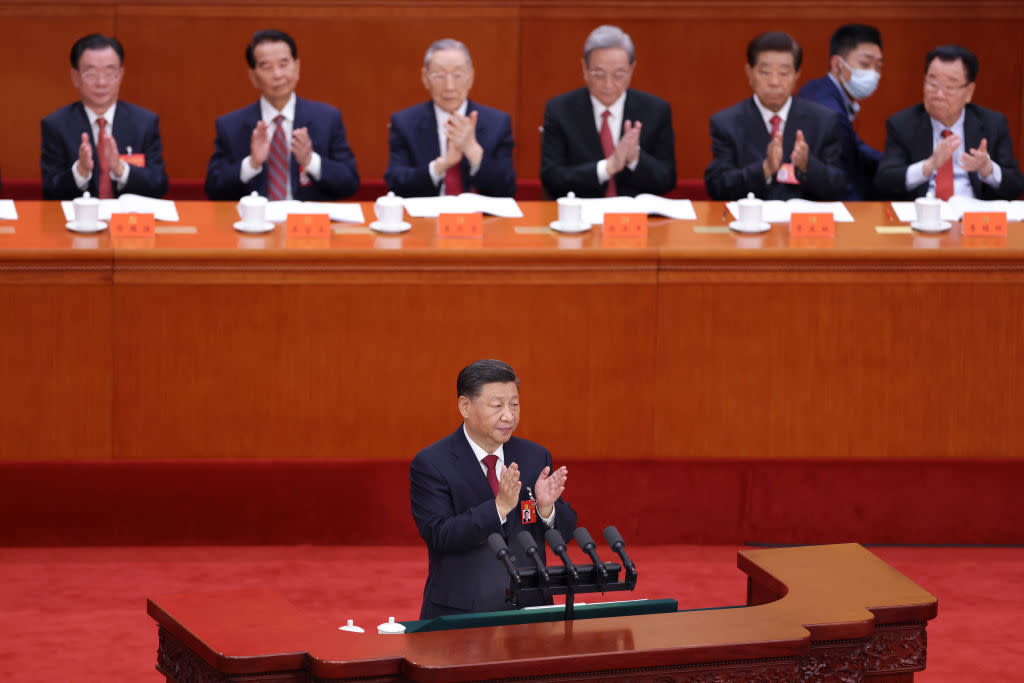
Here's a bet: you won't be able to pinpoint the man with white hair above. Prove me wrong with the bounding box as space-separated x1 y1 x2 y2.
541 25 676 198
385 38 515 197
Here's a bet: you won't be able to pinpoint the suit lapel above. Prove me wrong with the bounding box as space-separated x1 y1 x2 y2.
418 102 441 162
574 89 604 159
450 426 494 502
963 105 984 195
744 98 772 155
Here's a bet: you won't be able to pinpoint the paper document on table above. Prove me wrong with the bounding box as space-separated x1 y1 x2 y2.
726 199 854 223
579 195 696 225
266 201 364 223
0 200 17 220
892 198 1021 223
60 195 180 222
402 193 523 218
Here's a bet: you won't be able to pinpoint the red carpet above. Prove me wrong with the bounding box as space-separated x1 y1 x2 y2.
0 544 1018 681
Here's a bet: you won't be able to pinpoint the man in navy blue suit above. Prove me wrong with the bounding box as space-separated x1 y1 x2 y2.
705 31 847 201
410 359 577 619
541 25 676 199
385 39 515 197
41 34 168 200
875 45 1024 201
204 30 359 201
799 24 884 200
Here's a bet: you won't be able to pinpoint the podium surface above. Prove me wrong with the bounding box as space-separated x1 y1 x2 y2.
147 543 937 682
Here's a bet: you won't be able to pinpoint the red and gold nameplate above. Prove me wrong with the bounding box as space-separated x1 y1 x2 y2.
603 212 648 237
790 212 835 237
438 212 483 238
962 211 1007 237
286 213 331 238
110 212 154 237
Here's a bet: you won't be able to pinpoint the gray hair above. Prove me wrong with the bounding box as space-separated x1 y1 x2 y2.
583 25 635 65
423 38 473 70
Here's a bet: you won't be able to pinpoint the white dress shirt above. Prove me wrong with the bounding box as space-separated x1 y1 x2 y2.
462 424 555 526
590 92 639 184
427 100 480 194
904 109 1001 197
752 94 793 136
239 93 323 199
72 103 131 191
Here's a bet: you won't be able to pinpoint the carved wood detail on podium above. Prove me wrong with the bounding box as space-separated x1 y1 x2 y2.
863 623 928 673
157 628 313 683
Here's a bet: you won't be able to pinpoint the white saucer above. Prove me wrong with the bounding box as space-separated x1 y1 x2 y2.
66 220 107 233
233 220 275 234
549 220 591 233
369 220 411 234
729 220 771 234
910 220 952 233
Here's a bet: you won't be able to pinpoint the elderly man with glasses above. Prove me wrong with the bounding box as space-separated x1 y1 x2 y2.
540 25 676 199
385 38 515 198
875 45 1024 201
41 33 168 200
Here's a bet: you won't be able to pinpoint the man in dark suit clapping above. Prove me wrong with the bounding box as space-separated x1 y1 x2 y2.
704 31 847 201
410 359 577 620
385 39 516 198
41 34 168 200
541 25 676 199
875 45 1024 201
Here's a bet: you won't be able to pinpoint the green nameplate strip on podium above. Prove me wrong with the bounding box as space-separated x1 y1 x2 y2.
402 598 679 633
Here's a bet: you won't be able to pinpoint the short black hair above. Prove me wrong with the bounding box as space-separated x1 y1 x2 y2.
246 30 297 69
457 359 519 399
926 45 979 83
70 34 124 69
829 24 882 58
747 32 802 71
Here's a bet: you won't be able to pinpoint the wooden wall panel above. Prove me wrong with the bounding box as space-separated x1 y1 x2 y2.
111 280 658 461
1 2 1023 186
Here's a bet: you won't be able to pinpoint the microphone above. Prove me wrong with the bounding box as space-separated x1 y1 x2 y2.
544 528 579 584
488 533 521 586
518 530 551 584
573 527 608 585
603 526 635 576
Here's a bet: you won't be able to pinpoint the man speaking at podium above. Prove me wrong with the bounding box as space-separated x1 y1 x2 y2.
410 359 577 619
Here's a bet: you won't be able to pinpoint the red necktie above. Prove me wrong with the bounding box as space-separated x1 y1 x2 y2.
935 129 954 201
267 114 288 201
769 114 782 138
482 454 500 496
600 109 617 197
96 117 113 199
444 150 463 196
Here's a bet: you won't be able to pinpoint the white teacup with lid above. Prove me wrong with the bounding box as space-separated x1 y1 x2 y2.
557 191 583 226
736 192 764 229
377 616 406 634
237 191 268 226
73 191 101 228
913 195 942 230
374 191 404 226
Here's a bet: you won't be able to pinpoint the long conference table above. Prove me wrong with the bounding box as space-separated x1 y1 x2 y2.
147 543 938 682
2 200 1023 463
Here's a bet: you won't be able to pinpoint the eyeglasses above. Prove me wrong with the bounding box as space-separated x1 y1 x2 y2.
924 79 969 95
427 71 470 85
588 69 631 84
79 68 122 84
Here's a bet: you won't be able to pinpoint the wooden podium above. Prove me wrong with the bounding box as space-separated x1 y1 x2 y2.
147 543 937 682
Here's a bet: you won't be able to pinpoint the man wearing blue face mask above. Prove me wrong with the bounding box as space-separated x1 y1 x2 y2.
799 24 883 200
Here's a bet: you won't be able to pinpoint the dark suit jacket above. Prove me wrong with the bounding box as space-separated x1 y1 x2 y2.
875 103 1024 201
385 100 516 197
40 101 168 200
541 87 676 198
798 76 881 201
704 96 847 201
204 96 359 201
410 425 578 619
